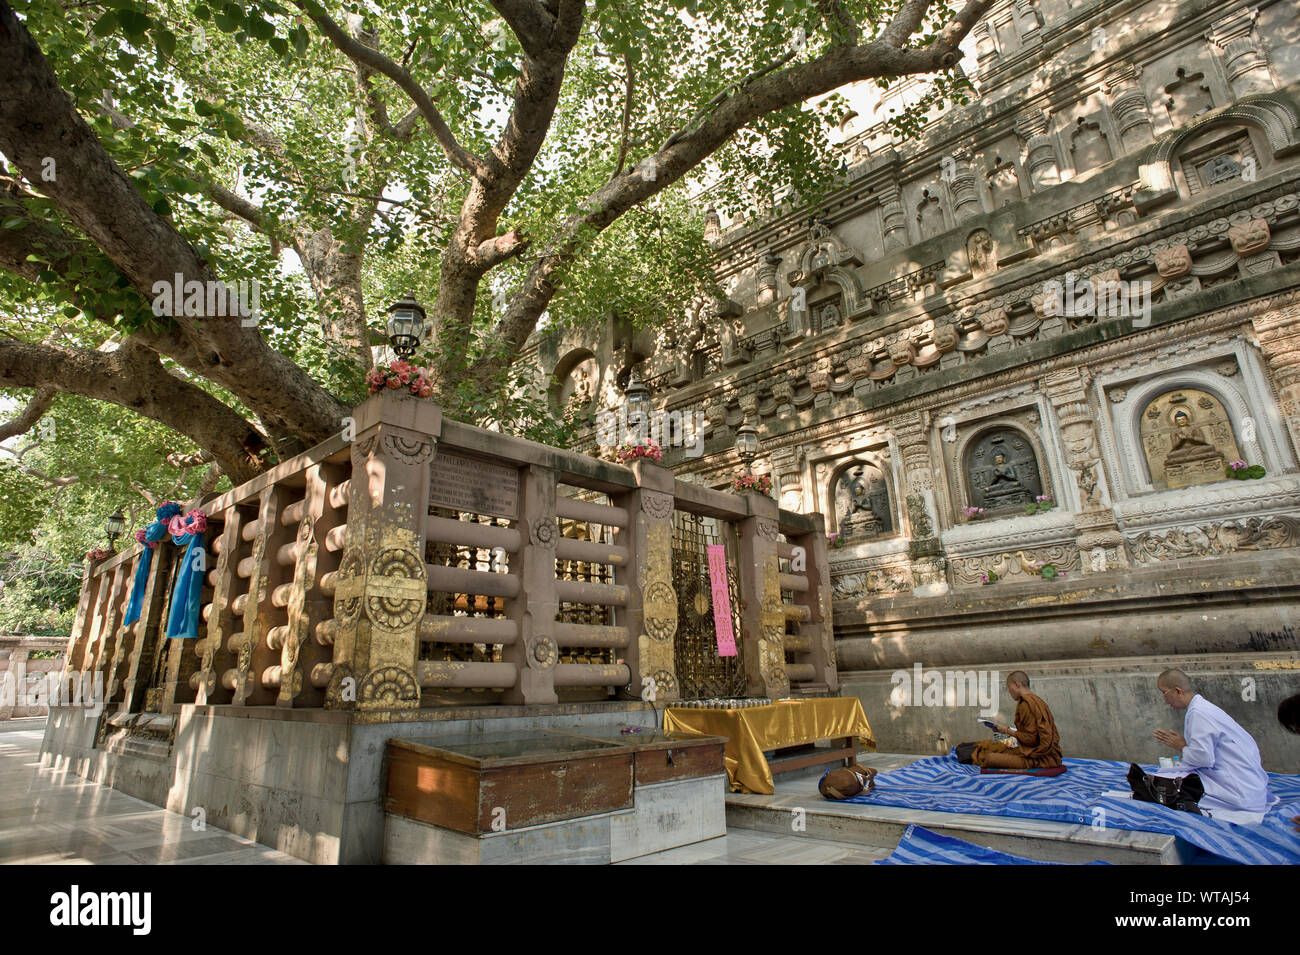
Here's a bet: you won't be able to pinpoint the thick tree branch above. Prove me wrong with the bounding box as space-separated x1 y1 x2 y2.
0 1 349 447
0 337 267 484
468 0 994 386
0 386 56 442
292 0 485 176
488 0 554 60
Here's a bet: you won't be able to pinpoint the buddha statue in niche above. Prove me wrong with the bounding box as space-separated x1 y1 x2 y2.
982 453 1031 508
1162 407 1225 488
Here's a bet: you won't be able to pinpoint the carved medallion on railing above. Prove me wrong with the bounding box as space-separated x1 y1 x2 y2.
364 547 426 632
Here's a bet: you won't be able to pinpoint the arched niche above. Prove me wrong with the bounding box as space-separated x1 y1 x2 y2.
1138 387 1242 490
960 427 1045 514
1138 96 1300 201
548 348 599 415
827 457 896 541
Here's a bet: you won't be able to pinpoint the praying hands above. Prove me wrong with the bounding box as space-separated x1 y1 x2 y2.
1153 728 1187 750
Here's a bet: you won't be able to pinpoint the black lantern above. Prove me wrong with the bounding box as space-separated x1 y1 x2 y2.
104 508 126 549
623 370 652 437
735 422 759 468
385 294 427 359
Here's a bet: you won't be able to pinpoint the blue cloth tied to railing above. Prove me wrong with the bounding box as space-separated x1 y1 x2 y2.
122 502 182 627
121 501 208 639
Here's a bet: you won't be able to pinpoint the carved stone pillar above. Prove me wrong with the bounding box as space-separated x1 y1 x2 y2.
1018 111 1061 191
326 393 439 714
880 184 909 252
783 515 838 693
1250 301 1300 458
949 150 983 222
502 464 560 705
1105 64 1156 153
1013 0 1041 47
771 446 804 513
1208 8 1276 98
894 413 949 596
616 460 679 703
974 20 999 73
704 207 721 243
736 494 790 699
1046 371 1129 573
757 254 781 306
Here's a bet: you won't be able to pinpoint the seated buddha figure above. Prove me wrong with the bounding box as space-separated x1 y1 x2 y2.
1162 409 1224 488
982 453 1033 509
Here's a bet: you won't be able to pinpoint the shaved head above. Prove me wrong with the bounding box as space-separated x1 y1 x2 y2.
1157 669 1192 692
1007 671 1030 688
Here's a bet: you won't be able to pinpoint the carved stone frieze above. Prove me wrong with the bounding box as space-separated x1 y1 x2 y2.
1129 516 1300 563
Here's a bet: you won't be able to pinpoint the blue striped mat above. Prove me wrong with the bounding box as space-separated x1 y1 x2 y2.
875 823 1105 865
843 754 1300 865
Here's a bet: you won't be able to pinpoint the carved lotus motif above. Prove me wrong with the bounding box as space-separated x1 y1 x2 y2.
933 325 959 352
1155 244 1192 279
846 354 873 379
1228 219 1270 257
889 341 915 366
808 370 832 393
979 308 1010 335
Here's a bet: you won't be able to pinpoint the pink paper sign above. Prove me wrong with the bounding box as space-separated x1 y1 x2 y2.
706 544 737 657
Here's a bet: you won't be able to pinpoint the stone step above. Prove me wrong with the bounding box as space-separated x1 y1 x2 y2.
723 767 1193 865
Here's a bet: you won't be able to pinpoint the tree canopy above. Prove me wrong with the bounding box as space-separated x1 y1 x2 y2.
0 0 986 628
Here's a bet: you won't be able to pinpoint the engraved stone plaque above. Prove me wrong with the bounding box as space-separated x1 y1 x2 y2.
428 451 519 519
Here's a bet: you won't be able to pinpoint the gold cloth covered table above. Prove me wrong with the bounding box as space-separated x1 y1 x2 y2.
662 697 875 794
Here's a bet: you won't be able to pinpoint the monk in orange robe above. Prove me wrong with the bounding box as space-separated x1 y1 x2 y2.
969 672 1062 769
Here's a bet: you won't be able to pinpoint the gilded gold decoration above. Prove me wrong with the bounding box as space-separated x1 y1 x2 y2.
358 665 420 707
364 547 427 631
637 515 678 699
1139 388 1241 489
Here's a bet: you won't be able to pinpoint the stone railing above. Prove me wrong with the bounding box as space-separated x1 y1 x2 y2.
0 635 66 719
60 393 835 718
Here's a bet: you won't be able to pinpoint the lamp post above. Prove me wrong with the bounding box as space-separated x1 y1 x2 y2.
735 421 759 471
385 294 427 359
104 508 125 551
623 369 652 442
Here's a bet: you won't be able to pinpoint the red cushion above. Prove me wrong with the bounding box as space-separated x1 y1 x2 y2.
979 764 1068 777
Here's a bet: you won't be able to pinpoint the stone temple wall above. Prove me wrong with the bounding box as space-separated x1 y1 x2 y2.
527 0 1300 757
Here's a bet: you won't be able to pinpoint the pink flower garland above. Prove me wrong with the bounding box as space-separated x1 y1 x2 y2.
367 360 435 398
166 510 208 538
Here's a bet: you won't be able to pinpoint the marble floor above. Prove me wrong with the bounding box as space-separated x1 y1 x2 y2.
0 724 305 865
0 721 893 865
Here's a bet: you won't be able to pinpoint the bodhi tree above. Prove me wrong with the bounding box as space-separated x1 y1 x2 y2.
0 0 988 489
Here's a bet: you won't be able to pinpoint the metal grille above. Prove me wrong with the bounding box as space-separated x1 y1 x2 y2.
422 509 509 667
671 510 746 699
555 519 616 666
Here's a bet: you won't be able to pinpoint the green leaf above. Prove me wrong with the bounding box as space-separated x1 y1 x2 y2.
91 11 118 36
154 28 177 59
213 12 238 32
1 217 25 230
117 9 152 39
290 25 309 56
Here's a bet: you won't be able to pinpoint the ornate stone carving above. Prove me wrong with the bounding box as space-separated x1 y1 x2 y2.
383 433 437 466
1155 244 1192 279
890 340 916 366
967 228 997 278
979 308 1010 336
755 518 781 541
529 518 557 548
1228 218 1270 256
358 666 420 707
1130 517 1300 563
528 636 558 669
365 546 427 631
906 494 933 538
934 325 959 352
642 491 674 521
1139 389 1241 490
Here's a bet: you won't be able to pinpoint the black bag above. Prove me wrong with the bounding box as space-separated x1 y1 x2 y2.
1127 763 1204 815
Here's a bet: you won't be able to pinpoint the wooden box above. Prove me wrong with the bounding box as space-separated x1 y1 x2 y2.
557 730 726 786
385 731 635 835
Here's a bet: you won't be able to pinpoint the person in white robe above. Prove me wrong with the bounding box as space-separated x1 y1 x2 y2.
1152 668 1275 823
